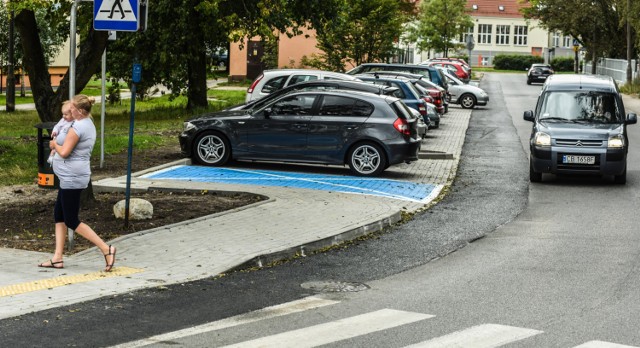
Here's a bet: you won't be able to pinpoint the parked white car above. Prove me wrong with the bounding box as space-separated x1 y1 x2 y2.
441 71 489 109
245 69 360 102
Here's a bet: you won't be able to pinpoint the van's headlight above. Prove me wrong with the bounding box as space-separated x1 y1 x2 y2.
534 132 551 146
608 135 625 148
183 121 196 132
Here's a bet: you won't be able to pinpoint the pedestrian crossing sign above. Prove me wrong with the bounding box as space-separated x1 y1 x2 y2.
94 0 139 31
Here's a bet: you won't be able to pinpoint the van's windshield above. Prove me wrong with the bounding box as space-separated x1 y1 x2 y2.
538 91 622 124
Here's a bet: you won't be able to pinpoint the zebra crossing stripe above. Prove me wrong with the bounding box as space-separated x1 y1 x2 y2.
220 308 434 348
404 323 543 348
573 341 639 348
109 296 339 348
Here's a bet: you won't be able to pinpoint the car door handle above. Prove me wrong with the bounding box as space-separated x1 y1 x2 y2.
344 125 359 130
238 121 245 124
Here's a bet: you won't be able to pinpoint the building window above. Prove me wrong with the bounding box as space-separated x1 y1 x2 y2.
563 36 572 48
460 25 474 43
478 24 492 44
514 25 528 46
496 25 510 45
552 32 560 47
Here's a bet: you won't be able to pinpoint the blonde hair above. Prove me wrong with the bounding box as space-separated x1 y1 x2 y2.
71 94 95 120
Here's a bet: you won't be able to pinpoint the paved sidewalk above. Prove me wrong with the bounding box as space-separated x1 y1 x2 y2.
0 105 472 320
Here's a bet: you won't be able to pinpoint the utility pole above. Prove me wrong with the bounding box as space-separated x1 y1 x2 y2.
6 7 15 112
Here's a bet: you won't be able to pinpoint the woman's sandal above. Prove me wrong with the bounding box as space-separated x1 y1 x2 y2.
104 245 116 272
38 259 64 269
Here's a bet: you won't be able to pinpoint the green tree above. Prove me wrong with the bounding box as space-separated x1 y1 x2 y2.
311 0 414 72
13 0 341 119
520 0 631 72
411 0 472 57
13 0 108 122
105 0 343 109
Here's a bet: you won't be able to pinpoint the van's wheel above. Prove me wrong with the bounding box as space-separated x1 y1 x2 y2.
347 142 387 176
530 161 542 182
193 131 231 166
614 166 627 184
460 94 476 109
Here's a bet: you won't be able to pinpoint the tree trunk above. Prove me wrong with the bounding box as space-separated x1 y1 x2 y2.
14 9 109 122
185 9 208 110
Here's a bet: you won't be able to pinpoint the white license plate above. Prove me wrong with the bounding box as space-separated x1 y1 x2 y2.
563 155 595 164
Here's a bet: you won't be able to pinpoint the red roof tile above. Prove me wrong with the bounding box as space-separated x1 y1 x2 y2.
466 0 529 18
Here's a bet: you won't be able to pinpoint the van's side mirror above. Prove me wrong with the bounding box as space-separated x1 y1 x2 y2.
626 112 637 125
263 108 272 118
523 110 535 122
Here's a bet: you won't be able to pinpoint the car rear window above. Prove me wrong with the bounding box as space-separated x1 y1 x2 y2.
318 96 373 117
288 75 319 85
261 76 288 93
390 101 413 120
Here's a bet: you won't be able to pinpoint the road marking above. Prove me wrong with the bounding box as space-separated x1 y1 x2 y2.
143 165 441 203
220 309 434 348
110 296 340 348
0 267 143 297
574 341 639 348
404 323 542 348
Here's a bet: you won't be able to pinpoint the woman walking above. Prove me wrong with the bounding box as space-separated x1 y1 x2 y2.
38 95 116 271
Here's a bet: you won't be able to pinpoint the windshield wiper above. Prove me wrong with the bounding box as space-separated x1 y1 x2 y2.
539 117 575 122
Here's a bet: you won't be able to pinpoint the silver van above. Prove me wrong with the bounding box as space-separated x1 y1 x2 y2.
524 74 637 184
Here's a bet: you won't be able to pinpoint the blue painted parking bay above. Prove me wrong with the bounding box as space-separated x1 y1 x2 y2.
142 165 441 203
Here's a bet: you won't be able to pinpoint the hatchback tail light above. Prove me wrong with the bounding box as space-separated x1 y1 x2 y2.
418 104 427 116
247 74 264 93
393 118 411 136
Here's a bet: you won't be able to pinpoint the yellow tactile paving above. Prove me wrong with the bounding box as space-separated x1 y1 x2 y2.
0 267 144 297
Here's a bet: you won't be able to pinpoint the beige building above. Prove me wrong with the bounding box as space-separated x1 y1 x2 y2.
458 0 573 66
2 27 71 90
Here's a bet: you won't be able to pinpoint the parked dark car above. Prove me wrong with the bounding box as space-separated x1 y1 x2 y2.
228 80 399 111
526 64 554 85
360 71 448 115
524 74 637 184
346 63 449 91
180 90 421 176
354 75 431 124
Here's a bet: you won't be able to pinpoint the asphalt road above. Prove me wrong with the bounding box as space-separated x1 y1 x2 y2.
4 73 640 347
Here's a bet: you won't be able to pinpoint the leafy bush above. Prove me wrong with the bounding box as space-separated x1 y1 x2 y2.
550 56 574 72
493 54 544 70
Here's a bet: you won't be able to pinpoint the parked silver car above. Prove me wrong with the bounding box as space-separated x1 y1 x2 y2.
245 69 359 102
441 70 489 109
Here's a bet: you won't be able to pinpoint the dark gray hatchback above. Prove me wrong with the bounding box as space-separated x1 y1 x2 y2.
180 90 421 176
524 74 637 184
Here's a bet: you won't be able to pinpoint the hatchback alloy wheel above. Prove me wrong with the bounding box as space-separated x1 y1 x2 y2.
348 143 387 176
194 132 230 166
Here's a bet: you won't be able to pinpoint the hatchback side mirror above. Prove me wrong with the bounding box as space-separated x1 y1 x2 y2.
626 112 637 125
523 110 535 122
263 108 272 118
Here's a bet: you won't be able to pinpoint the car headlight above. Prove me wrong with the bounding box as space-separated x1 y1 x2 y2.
608 134 625 148
534 132 551 146
183 121 196 132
